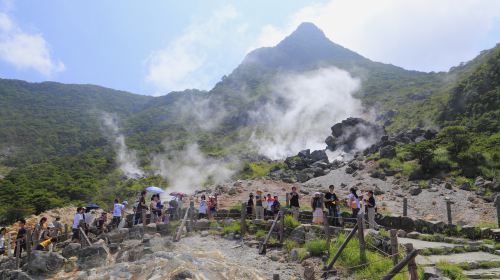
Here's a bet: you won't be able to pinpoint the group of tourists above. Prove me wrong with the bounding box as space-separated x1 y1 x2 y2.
1 216 64 256
220 184 378 229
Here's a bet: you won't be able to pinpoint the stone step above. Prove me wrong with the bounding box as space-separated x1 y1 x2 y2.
417 252 500 266
464 267 500 279
398 237 459 249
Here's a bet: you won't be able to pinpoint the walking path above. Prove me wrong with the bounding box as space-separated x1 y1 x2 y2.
416 252 500 266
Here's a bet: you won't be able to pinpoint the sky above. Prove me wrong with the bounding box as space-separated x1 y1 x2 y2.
0 0 499 96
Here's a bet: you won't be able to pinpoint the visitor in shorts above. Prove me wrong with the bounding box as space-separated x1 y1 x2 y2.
348 187 361 219
112 198 125 227
198 195 207 219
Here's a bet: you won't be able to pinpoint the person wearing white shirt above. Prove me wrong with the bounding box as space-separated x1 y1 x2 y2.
72 207 84 241
112 198 126 227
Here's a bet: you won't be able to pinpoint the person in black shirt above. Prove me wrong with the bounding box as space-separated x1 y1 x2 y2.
324 185 339 226
246 193 254 217
365 190 377 229
289 186 300 220
14 219 27 256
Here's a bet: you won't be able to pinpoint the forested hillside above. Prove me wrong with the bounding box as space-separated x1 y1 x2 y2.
0 23 498 222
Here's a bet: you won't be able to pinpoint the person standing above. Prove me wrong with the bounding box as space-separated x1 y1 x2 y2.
14 219 27 256
365 190 377 229
246 193 254 217
52 217 62 236
324 185 339 226
311 193 324 225
134 191 147 225
254 191 264 220
272 195 281 216
150 196 159 223
289 186 300 220
72 207 84 241
0 227 6 255
348 188 361 219
265 194 274 219
112 198 125 227
198 195 207 219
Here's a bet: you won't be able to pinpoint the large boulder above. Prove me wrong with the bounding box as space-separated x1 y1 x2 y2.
0 270 33 280
195 219 210 231
310 150 328 163
290 225 307 244
77 244 109 270
380 145 396 159
62 243 81 258
27 251 64 274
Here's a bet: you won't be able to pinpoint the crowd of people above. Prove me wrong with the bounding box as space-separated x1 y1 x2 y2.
0 216 64 256
229 184 378 229
0 184 378 256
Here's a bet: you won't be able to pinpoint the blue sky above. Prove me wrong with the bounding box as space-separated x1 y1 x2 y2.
0 0 499 96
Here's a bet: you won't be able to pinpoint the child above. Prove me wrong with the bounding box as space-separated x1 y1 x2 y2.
35 237 57 251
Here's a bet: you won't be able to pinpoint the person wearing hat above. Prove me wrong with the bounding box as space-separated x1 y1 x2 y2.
311 192 324 225
254 190 264 220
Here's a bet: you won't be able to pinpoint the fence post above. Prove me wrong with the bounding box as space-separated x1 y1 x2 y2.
497 203 500 229
357 213 366 264
406 243 418 280
279 209 285 243
390 229 398 266
403 197 408 217
240 202 247 236
323 214 331 246
15 239 20 269
446 200 453 225
7 234 12 257
26 230 32 264
382 243 419 280
64 224 69 241
324 224 358 271
175 206 191 242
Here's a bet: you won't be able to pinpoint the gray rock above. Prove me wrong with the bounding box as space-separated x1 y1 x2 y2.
171 270 194 280
0 269 33 280
77 244 109 270
200 231 209 237
459 182 471 191
406 231 420 239
409 186 422 196
62 243 81 258
444 183 452 190
397 229 407 238
195 219 210 231
27 251 64 274
310 150 329 163
380 145 396 158
290 225 307 244
427 187 438 192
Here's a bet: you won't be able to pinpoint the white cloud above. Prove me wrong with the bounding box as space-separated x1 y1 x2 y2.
0 12 64 76
145 5 241 94
253 0 500 72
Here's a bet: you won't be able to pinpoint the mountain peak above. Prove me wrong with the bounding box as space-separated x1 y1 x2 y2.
241 22 367 70
289 22 327 40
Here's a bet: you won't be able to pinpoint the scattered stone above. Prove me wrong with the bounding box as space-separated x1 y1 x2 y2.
62 243 81 258
444 183 452 190
409 186 422 196
459 182 471 191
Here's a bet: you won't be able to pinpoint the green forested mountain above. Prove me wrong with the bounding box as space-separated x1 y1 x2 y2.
0 23 498 222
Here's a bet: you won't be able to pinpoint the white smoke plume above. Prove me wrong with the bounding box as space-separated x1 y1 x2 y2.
152 144 236 193
100 112 144 179
250 67 364 159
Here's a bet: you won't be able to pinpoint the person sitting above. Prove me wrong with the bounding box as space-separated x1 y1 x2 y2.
35 237 57 251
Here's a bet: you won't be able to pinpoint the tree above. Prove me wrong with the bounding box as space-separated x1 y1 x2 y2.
408 141 435 173
439 126 470 158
